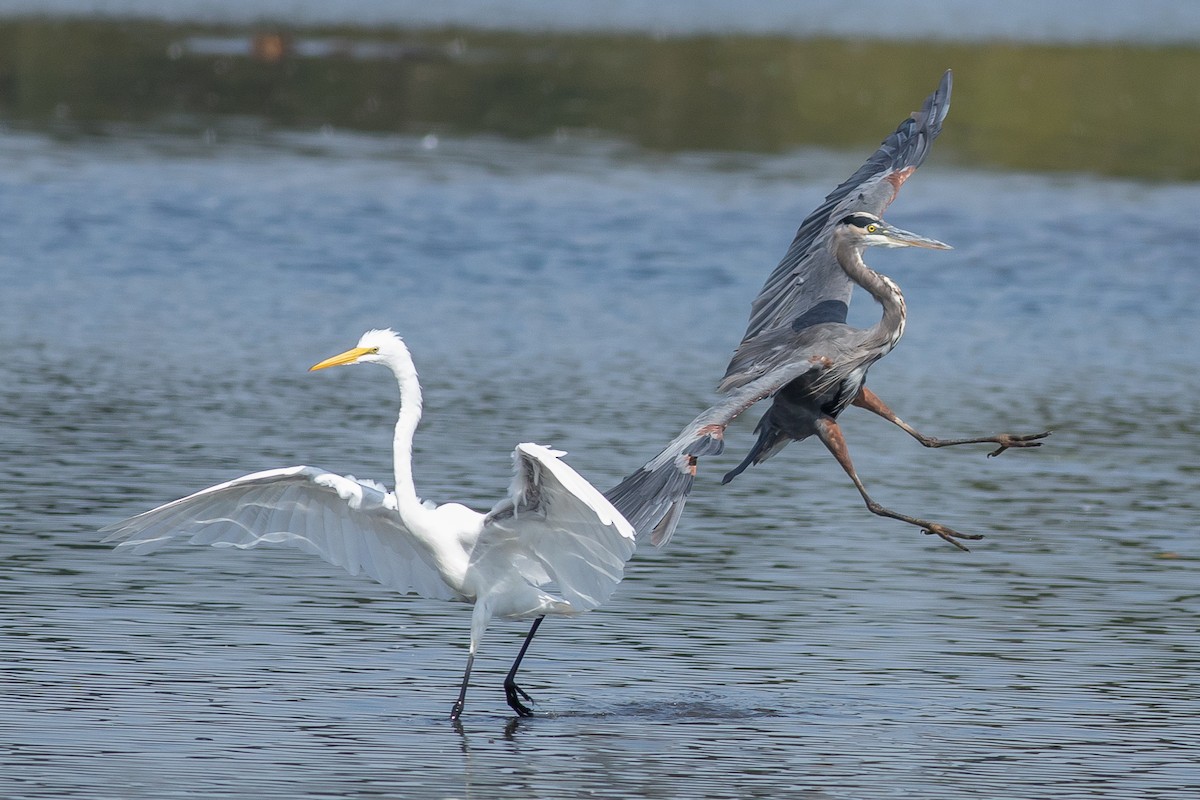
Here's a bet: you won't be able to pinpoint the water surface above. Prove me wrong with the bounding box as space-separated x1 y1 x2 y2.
1 126 1198 797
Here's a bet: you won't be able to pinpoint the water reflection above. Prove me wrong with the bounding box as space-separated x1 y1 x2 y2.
1 17 1199 178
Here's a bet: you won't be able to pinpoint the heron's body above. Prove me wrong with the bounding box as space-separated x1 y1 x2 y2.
728 329 874 463
104 329 635 719
721 219 909 481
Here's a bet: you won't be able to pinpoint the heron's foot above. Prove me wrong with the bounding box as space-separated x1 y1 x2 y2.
986 430 1052 458
863 499 982 552
921 522 983 552
504 680 536 717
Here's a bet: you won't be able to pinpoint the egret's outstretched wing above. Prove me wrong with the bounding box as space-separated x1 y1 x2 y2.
483 443 636 612
606 353 831 548
102 466 460 602
723 70 951 391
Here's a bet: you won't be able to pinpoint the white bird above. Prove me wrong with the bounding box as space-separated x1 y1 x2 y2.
102 329 636 720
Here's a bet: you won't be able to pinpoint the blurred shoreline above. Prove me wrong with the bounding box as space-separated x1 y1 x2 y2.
3 0 1200 44
1 14 1198 180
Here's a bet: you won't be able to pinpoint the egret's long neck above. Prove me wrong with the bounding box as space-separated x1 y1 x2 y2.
837 243 907 355
383 346 425 517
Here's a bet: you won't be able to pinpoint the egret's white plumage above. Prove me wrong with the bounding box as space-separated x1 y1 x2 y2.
102 329 635 719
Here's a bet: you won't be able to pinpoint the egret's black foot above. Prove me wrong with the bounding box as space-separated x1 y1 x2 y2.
504 680 535 717
986 430 1052 457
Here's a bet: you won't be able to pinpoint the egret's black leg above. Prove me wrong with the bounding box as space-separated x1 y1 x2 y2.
504 616 544 717
813 416 982 551
450 652 475 721
852 387 1051 457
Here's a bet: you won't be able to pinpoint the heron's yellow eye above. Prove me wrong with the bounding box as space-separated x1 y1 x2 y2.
866 224 878 233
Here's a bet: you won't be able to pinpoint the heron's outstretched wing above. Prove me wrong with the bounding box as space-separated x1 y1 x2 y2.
606 352 831 548
482 443 636 612
723 69 951 391
102 466 460 602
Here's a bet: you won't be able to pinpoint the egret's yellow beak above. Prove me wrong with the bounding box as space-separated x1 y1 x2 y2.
310 346 376 372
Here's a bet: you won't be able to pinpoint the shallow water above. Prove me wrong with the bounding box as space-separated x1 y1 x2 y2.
1 129 1198 798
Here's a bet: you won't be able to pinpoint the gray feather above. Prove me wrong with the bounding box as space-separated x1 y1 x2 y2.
723 70 951 390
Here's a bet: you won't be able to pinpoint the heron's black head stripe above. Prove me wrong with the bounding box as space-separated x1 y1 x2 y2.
838 213 880 228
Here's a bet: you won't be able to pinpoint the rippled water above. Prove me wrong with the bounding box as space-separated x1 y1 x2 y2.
2 130 1198 798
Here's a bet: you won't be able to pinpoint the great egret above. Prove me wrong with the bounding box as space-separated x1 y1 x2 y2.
102 329 636 720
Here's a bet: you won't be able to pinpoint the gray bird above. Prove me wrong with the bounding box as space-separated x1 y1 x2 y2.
606 69 1048 550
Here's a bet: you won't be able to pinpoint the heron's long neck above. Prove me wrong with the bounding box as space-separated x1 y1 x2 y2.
839 245 907 355
385 348 425 517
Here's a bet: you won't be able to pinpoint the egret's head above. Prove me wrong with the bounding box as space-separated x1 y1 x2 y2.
834 212 951 250
310 329 404 371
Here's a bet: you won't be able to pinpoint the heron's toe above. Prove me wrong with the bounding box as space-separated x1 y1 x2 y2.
987 430 1052 457
923 523 982 551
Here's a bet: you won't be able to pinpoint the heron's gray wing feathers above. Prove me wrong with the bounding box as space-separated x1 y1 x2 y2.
102 466 460 601
605 354 828 548
482 443 636 612
721 318 875 399
723 70 951 391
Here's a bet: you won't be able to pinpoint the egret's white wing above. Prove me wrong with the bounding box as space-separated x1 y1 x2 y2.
482 443 636 612
101 466 460 602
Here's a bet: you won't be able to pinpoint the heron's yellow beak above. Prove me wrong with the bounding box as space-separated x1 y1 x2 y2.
879 223 952 250
309 347 376 371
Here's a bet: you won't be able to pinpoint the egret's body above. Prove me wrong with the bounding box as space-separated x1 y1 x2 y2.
103 329 635 720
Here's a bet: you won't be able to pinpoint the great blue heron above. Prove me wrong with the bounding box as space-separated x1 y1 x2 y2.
716 219 1049 535
102 329 636 720
606 69 1048 550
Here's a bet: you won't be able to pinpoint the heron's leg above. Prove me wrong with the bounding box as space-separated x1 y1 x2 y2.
852 387 1050 457
503 616 544 717
813 416 982 551
450 651 475 721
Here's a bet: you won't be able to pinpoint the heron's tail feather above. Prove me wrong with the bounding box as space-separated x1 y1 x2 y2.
604 466 693 549
604 424 726 549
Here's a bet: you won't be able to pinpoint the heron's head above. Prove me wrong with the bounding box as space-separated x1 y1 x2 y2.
835 212 951 251
309 329 405 371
